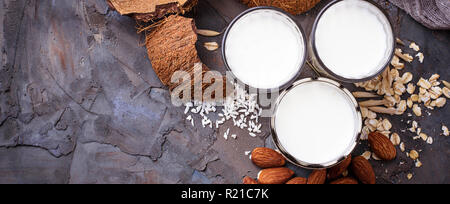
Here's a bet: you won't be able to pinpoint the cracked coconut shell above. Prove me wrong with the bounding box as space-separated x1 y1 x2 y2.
107 0 198 22
146 15 228 100
241 0 321 15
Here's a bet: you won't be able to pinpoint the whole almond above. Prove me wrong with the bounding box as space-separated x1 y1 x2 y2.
307 169 327 184
286 177 307 184
257 167 294 184
251 147 286 168
242 176 258 184
351 156 376 184
330 177 359 184
368 131 397 160
327 156 352 180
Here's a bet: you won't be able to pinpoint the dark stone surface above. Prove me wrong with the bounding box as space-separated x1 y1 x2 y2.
0 0 448 184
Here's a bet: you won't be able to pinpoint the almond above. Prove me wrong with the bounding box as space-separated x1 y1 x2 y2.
351 156 376 184
368 131 397 161
307 169 327 184
327 156 352 180
251 147 286 168
242 176 258 184
286 177 307 184
257 167 294 184
329 177 359 184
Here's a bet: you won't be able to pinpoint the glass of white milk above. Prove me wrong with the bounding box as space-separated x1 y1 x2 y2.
271 78 362 169
310 0 395 82
222 7 307 92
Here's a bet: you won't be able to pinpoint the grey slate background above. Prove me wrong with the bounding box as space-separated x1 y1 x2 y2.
0 0 448 184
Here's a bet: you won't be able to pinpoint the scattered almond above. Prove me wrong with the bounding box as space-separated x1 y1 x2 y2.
307 169 327 184
327 156 352 180
286 177 307 184
251 147 286 168
242 176 258 184
368 132 397 161
257 168 294 184
351 156 376 184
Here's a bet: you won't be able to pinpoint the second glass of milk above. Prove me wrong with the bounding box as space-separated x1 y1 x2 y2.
310 0 395 83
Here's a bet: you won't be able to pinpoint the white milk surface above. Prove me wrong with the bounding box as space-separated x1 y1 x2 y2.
275 81 358 165
315 0 393 79
225 9 304 89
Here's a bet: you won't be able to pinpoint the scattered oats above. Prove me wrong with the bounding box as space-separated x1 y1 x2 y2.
407 98 413 109
231 134 237 139
390 133 401 146
416 52 424 63
430 87 443 99
443 80 450 89
429 74 440 82
196 29 221 37
372 153 381 161
361 126 370 140
417 78 432 89
245 151 251 156
394 82 406 95
249 132 256 137
409 42 420 51
413 104 422 116
407 173 413 180
204 42 219 51
442 125 449 136
382 119 392 131
342 170 349 177
415 159 423 168
391 55 405 69
400 142 406 152
419 133 428 141
397 100 407 113
352 91 379 98
396 38 406 46
435 97 446 108
411 94 419 102
417 128 422 135
409 150 419 160
426 136 433 145
443 87 450 98
401 72 413 84
395 48 414 63
407 83 416 95
362 151 372 160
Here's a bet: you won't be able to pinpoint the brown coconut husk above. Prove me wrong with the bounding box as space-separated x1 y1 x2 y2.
146 15 229 101
107 0 198 22
241 0 321 15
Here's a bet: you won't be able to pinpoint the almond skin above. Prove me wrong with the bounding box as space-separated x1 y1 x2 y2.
327 155 352 180
351 156 376 184
286 177 307 184
368 132 397 160
257 167 294 184
307 169 327 184
242 176 258 184
330 177 359 184
251 147 286 168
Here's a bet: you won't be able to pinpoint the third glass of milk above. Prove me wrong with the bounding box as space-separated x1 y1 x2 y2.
310 0 395 82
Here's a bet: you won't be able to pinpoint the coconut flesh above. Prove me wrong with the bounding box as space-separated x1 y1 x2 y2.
241 0 321 15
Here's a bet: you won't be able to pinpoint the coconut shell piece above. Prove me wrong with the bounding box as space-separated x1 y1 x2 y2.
241 0 321 15
146 15 228 101
108 0 198 22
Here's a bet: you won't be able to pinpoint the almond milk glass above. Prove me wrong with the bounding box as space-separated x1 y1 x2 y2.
272 78 362 168
222 7 307 91
310 0 395 82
